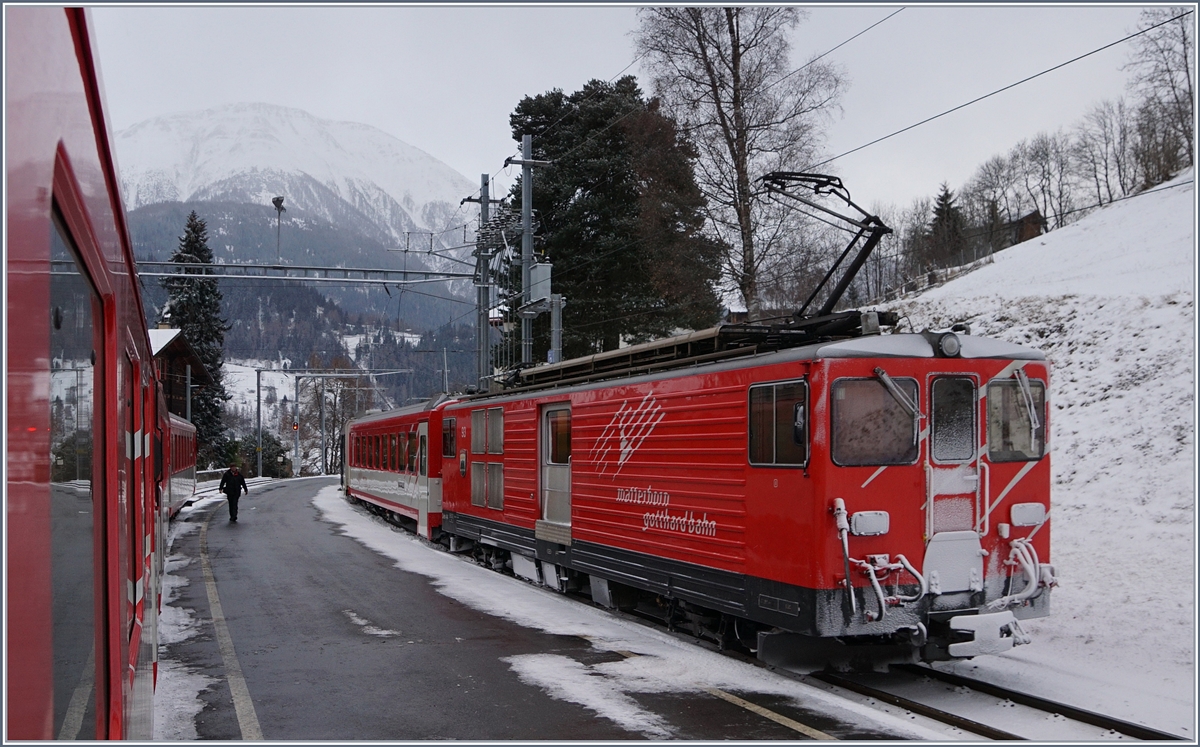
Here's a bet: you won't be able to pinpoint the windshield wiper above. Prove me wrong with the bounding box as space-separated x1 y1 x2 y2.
873 367 917 417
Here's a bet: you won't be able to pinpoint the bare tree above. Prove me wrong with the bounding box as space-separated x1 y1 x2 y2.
1073 98 1137 205
1011 131 1076 230
1125 6 1194 167
635 7 845 318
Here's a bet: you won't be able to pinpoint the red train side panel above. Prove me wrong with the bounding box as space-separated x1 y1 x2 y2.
7 7 160 738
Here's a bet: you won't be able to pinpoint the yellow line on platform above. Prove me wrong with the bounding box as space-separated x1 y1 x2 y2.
705 687 835 740
201 505 264 740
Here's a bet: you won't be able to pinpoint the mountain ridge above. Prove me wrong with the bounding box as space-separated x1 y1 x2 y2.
115 102 478 260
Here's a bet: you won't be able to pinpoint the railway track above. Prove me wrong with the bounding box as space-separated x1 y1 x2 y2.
596 596 1184 741
808 664 1186 741
357 501 1185 741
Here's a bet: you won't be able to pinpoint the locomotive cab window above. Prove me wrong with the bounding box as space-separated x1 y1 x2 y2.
932 377 976 463
832 377 919 466
987 377 1046 462
748 380 808 466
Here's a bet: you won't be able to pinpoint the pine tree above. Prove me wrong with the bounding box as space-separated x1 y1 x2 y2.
926 184 969 269
506 77 722 359
160 211 230 468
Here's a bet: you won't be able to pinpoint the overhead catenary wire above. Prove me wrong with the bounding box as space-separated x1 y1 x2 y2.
805 8 1195 171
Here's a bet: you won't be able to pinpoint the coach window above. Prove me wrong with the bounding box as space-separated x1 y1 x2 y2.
407 431 418 471
49 213 99 738
442 418 457 458
932 377 976 463
987 378 1046 462
832 377 919 466
748 380 808 466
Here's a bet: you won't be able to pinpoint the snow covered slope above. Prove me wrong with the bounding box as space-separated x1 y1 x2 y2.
889 170 1195 737
114 103 477 254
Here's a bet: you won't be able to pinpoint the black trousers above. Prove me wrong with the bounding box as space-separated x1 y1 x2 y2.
226 492 241 520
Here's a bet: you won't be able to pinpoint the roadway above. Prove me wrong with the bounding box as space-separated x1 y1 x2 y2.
159 477 932 740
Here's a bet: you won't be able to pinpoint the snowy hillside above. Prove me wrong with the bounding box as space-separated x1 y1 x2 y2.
114 103 477 259
889 170 1195 736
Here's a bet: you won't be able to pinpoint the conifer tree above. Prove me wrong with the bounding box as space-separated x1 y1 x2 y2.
926 184 969 269
160 211 230 468
507 77 722 359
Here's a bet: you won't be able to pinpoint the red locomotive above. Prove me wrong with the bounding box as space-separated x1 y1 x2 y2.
6 7 191 738
345 175 1055 668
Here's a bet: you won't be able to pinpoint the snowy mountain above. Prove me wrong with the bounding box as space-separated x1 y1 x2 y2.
114 102 478 265
887 170 1195 735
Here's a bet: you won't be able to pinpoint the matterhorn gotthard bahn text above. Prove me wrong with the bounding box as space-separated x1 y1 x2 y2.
115 102 476 286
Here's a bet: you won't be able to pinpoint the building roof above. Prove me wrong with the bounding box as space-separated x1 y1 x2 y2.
149 327 213 386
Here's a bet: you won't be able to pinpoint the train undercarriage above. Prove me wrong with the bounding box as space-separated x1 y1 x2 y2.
346 495 1042 673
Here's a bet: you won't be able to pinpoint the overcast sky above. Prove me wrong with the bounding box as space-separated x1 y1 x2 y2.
90 4 1151 213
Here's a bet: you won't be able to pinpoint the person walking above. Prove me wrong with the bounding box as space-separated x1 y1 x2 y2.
219 464 249 522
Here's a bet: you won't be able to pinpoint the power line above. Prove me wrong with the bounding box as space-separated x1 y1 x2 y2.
767 7 905 93
807 8 1195 171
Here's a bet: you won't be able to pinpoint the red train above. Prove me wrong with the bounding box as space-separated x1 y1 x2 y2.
346 325 1054 667
345 177 1056 670
162 413 198 520
6 7 194 738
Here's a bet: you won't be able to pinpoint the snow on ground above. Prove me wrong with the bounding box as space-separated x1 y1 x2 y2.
152 493 225 741
311 486 947 740
886 170 1195 736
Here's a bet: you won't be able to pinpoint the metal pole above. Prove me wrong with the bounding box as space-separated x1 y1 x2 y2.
293 375 300 474
550 294 564 363
443 348 449 393
521 134 533 365
256 368 262 477
477 174 491 389
320 377 326 475
185 364 192 422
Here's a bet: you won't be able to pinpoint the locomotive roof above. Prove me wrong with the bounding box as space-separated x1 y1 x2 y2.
815 333 1046 361
512 318 1046 391
345 331 1046 427
443 331 1046 407
348 393 450 426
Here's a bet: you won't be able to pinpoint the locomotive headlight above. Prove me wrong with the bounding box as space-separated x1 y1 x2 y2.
938 332 961 357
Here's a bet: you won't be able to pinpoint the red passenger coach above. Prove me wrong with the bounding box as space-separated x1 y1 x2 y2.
343 397 450 539
162 413 197 519
7 7 170 738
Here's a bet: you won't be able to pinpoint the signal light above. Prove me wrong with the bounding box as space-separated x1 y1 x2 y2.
292 422 298 431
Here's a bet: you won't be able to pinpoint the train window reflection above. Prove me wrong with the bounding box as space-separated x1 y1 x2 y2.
49 215 98 739
987 379 1046 462
832 378 919 466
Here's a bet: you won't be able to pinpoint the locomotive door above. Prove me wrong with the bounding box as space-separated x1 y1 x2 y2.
926 375 981 534
536 404 572 544
923 375 984 594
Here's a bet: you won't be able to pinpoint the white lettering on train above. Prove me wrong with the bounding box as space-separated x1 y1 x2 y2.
642 509 717 537
615 485 671 506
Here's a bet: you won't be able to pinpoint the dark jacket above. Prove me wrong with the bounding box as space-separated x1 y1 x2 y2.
219 469 248 498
